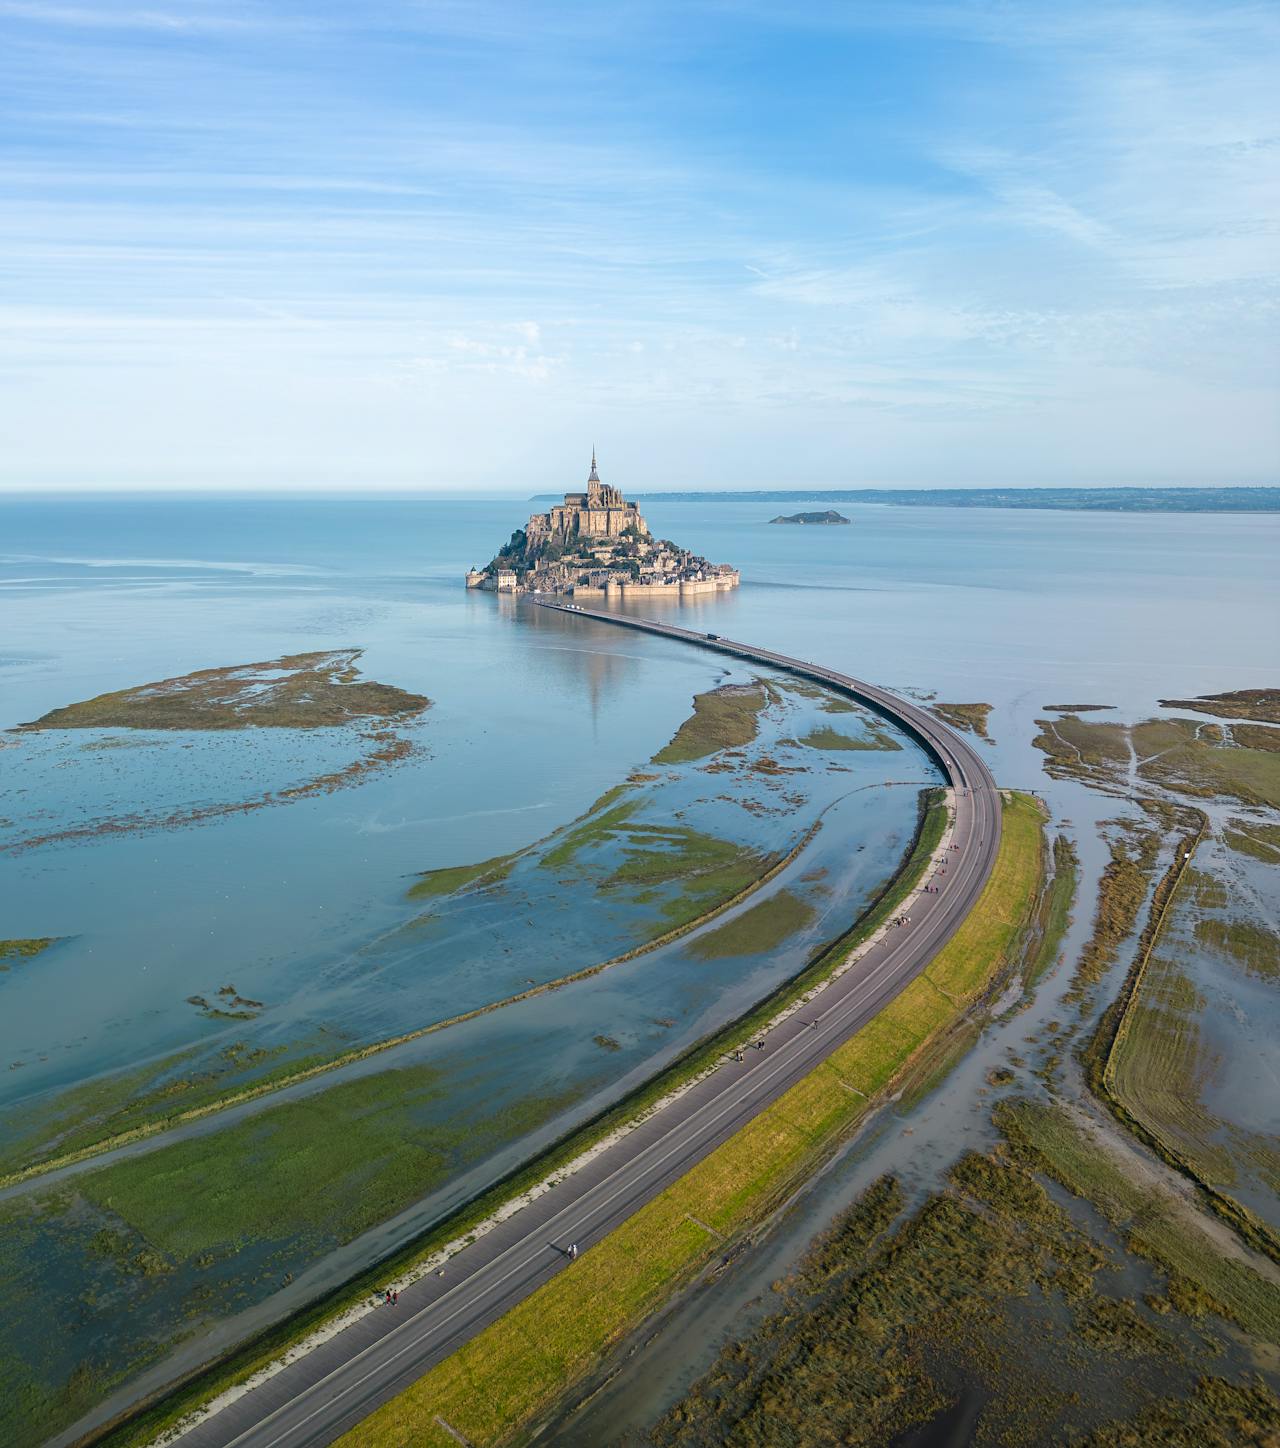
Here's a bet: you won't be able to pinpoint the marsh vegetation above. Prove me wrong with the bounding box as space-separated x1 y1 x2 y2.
17 649 430 732
930 701 994 741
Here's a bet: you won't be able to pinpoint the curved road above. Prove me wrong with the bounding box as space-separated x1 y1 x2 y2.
166 608 1000 1448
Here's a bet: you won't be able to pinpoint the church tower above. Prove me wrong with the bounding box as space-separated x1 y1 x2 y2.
588 447 600 484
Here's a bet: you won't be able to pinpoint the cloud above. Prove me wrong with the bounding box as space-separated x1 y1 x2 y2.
0 2 273 32
0 0 1275 487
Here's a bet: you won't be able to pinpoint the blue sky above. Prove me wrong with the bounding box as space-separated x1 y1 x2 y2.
2 1 1276 490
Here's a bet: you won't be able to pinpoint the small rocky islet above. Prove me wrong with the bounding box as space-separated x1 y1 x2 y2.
769 509 851 525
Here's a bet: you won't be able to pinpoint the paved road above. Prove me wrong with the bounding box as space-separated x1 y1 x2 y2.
168 609 1000 1448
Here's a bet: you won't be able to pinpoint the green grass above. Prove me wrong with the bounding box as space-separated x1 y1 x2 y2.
1025 835 1078 986
923 790 1044 1003
605 824 752 886
1156 688 1280 724
337 793 1046 1448
1034 709 1280 810
641 1153 1121 1448
20 649 429 731
1083 1378 1280 1448
1223 821 1280 864
651 683 768 763
1038 713 1130 767
78 1065 573 1260
539 798 642 871
686 889 816 960
652 859 773 930
1137 724 1280 808
1069 827 1160 993
406 851 520 901
0 937 57 968
1232 722 1280 753
930 702 993 741
1194 916 1280 979
998 1099 1280 1342
1106 951 1236 1185
798 724 901 752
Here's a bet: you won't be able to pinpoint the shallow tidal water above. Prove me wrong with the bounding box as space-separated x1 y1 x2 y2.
2 493 1278 1441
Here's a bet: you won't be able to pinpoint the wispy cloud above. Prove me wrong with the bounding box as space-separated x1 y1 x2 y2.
1 0 1276 487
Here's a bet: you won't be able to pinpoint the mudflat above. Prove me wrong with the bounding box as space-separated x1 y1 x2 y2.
18 649 430 731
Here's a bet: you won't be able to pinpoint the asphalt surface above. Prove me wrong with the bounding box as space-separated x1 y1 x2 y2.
168 607 1001 1448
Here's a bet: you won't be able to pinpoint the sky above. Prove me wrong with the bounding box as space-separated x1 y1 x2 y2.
1 0 1277 492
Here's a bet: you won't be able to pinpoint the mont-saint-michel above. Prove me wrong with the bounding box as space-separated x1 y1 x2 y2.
466 451 739 599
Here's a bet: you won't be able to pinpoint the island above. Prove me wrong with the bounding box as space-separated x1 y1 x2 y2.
770 509 850 525
466 450 739 598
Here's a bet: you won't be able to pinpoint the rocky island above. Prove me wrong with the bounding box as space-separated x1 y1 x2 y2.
466 451 739 599
770 509 850 525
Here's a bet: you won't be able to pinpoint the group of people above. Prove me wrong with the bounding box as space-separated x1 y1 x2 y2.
382 1289 399 1306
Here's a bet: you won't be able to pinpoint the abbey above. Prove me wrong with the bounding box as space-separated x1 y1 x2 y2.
466 452 739 599
525 449 649 545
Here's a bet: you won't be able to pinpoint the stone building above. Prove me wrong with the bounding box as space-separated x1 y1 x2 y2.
524 450 649 546
466 448 738 598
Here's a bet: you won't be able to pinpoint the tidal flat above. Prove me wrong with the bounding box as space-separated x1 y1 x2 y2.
1157 688 1280 725
17 649 430 731
0 657 932 1446
651 1121 1280 1448
929 700 994 741
4 673 907 1174
1035 711 1280 808
5 494 1277 1445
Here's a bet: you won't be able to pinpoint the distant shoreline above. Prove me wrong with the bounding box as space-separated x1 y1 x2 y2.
528 485 1280 513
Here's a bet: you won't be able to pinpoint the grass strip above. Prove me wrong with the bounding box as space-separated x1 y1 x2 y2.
336 793 1046 1448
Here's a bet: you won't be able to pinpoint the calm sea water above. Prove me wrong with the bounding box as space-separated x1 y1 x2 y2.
3 493 1277 1095
2 492 1278 1443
